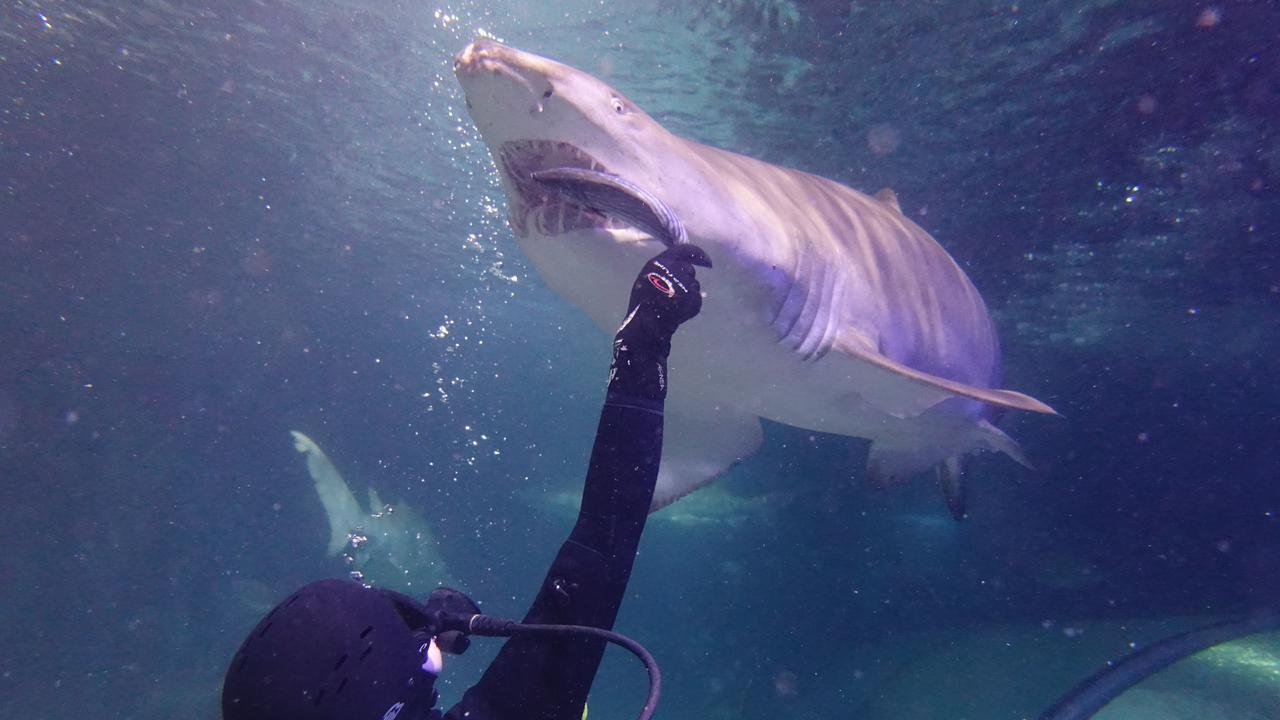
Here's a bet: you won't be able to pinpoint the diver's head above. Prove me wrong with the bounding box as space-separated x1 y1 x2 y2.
221 579 442 720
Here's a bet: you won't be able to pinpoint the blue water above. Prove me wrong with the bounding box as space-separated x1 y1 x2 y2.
1 1 1278 718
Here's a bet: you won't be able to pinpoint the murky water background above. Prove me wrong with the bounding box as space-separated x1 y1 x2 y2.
2 1 1278 718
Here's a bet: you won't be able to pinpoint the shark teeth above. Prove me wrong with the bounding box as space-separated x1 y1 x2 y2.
498 140 628 237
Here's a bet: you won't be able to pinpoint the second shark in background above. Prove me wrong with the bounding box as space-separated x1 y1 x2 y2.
290 430 452 591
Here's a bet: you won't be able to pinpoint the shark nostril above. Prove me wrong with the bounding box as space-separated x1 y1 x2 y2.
542 87 554 99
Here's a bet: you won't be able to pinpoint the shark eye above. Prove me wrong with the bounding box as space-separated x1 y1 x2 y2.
610 97 627 115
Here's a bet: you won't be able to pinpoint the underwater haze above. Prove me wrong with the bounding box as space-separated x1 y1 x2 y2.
2 1 1279 718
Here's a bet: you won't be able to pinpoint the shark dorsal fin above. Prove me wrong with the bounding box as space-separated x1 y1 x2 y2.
874 187 902 214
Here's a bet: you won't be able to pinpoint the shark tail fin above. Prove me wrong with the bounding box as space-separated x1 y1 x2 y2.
936 455 968 520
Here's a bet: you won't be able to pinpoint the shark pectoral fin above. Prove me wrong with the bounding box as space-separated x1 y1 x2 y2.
290 430 365 557
976 419 1034 470
936 456 967 520
832 335 1059 416
651 394 763 511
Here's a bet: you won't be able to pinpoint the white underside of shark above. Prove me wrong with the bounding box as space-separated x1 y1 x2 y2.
453 40 1056 516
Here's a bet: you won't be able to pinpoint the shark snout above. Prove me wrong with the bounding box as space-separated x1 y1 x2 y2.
453 38 504 76
456 39 552 90
455 39 565 132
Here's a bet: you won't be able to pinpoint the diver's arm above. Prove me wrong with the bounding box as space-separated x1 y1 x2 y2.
444 245 709 720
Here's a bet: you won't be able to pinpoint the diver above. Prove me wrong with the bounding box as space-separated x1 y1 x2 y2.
221 243 712 720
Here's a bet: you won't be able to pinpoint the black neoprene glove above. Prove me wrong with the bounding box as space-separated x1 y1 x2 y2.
607 244 712 404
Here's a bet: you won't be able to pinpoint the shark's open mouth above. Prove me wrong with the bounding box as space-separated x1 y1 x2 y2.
498 140 631 237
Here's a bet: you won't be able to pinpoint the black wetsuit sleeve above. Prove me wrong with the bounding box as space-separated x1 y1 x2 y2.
442 335 669 720
442 246 706 720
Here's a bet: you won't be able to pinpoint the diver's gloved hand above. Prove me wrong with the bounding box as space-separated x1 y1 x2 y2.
421 586 481 656
619 244 711 342
608 245 711 405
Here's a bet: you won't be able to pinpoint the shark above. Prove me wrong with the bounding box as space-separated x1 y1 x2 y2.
290 430 452 590
453 40 1056 518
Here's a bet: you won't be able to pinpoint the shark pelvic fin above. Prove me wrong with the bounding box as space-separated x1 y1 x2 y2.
867 446 968 520
977 419 1034 470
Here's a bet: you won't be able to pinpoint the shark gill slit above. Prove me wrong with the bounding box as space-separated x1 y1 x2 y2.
807 270 844 362
797 260 837 360
786 250 829 353
772 246 811 339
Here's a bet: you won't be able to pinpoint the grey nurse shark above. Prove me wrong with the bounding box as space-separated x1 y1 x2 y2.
454 40 1056 518
290 431 452 590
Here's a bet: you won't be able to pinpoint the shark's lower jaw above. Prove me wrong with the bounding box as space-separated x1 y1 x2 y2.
498 140 630 237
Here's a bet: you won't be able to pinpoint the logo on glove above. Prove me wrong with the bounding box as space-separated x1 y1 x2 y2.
646 272 676 298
